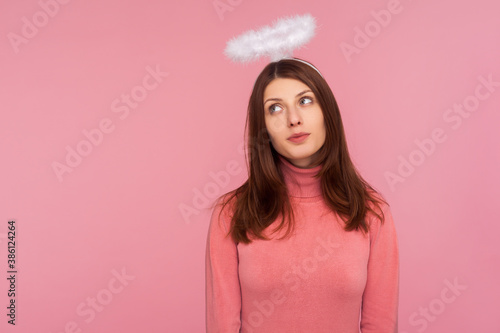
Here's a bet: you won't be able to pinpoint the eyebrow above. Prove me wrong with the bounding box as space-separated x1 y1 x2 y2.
263 89 313 106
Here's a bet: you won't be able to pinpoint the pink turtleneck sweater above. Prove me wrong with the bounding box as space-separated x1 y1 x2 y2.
205 155 399 333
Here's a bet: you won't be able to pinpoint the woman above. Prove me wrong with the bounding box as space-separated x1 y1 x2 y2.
205 58 399 333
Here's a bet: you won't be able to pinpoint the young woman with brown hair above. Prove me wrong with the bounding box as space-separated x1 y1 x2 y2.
206 58 399 333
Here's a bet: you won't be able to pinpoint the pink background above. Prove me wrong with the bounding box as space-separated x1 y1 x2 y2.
1 0 499 332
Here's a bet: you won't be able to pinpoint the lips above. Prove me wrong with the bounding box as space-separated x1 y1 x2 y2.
287 133 310 143
288 132 309 140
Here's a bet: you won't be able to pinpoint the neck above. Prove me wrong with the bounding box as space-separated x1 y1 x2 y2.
277 154 323 198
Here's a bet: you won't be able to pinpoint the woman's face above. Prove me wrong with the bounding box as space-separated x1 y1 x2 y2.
263 78 326 168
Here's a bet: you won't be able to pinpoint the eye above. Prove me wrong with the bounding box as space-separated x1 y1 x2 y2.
300 97 313 105
269 104 283 114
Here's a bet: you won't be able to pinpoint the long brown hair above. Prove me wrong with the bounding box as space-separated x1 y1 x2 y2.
212 58 388 244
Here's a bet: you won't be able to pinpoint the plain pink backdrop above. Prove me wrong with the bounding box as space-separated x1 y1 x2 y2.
1 0 499 332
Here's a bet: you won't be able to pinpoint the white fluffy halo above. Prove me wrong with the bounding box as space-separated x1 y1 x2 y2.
224 13 316 63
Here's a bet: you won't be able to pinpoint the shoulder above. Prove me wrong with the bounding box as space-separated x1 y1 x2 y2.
365 189 392 234
210 193 237 234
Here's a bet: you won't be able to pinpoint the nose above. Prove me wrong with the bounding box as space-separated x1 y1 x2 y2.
287 106 302 127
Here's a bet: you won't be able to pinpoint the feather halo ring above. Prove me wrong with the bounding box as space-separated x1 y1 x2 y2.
224 13 317 63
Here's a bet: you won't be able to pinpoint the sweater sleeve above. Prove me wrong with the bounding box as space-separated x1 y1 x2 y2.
360 203 400 333
205 198 242 333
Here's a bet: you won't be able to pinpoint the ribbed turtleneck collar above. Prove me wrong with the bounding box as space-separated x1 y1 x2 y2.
277 154 323 198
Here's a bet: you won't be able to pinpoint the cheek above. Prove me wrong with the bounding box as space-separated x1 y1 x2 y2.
266 116 287 134
318 123 326 141
310 108 324 122
263 126 280 149
312 111 326 133
319 118 326 134
263 122 275 144
264 129 274 142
